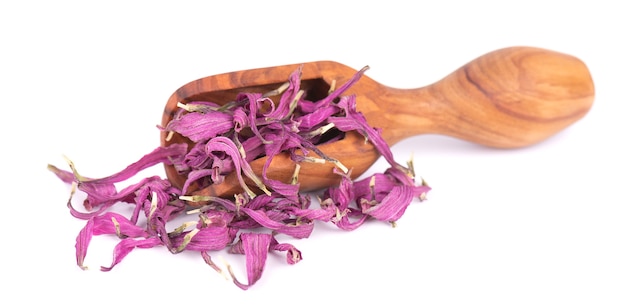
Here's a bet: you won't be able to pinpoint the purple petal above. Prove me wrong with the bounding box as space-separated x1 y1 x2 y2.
232 107 249 132
80 144 187 185
182 168 215 195
92 212 148 238
100 237 161 272
228 232 272 290
170 226 235 252
265 66 302 120
329 95 399 169
75 212 153 270
182 142 211 170
240 207 313 239
296 105 340 130
75 217 95 270
237 92 272 144
361 185 414 222
68 176 174 220
288 205 337 223
334 211 369 231
315 66 368 106
270 237 302 265
47 164 76 184
165 111 234 143
205 136 269 197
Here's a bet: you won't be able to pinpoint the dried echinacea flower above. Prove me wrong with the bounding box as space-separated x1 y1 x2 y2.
49 65 430 290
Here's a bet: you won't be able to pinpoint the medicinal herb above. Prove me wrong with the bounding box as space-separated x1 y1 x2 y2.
49 66 430 290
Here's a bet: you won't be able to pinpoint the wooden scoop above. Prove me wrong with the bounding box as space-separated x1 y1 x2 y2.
161 46 594 199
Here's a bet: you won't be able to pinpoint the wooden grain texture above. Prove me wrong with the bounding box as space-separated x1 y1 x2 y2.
161 46 594 199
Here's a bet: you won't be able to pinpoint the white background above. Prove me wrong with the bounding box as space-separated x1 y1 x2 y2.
2 1 624 306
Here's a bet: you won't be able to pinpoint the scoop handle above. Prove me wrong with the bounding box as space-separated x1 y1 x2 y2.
362 46 595 148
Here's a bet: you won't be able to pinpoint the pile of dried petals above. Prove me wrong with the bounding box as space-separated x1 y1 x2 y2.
49 66 431 290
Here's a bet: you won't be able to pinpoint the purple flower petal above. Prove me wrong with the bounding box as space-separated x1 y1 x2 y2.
237 92 272 144
296 105 340 130
80 144 187 185
100 237 161 272
265 66 302 120
92 212 148 238
182 168 215 195
240 207 313 239
205 136 270 197
181 142 211 170
165 110 234 143
232 107 249 132
75 212 151 270
270 237 302 265
228 232 272 290
169 226 235 252
360 185 414 222
329 95 401 170
314 66 368 107
75 216 95 270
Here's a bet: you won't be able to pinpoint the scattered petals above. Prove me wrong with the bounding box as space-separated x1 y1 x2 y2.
50 64 430 290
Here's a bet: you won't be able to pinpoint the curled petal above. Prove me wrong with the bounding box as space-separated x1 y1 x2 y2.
170 225 236 252
270 237 302 265
75 217 95 270
228 232 272 290
315 65 368 107
182 168 214 195
100 237 161 272
92 212 148 238
206 137 270 197
165 111 234 143
241 207 313 239
329 95 401 170
79 144 187 185
361 185 414 222
334 211 368 231
296 105 340 130
265 66 302 120
237 92 272 144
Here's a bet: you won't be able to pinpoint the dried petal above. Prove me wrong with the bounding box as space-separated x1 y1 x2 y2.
169 225 236 252
75 212 151 270
205 137 270 197
100 237 161 272
361 185 414 222
265 66 302 120
165 110 234 143
75 216 94 270
92 212 148 238
240 207 313 239
228 232 272 290
270 237 302 265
